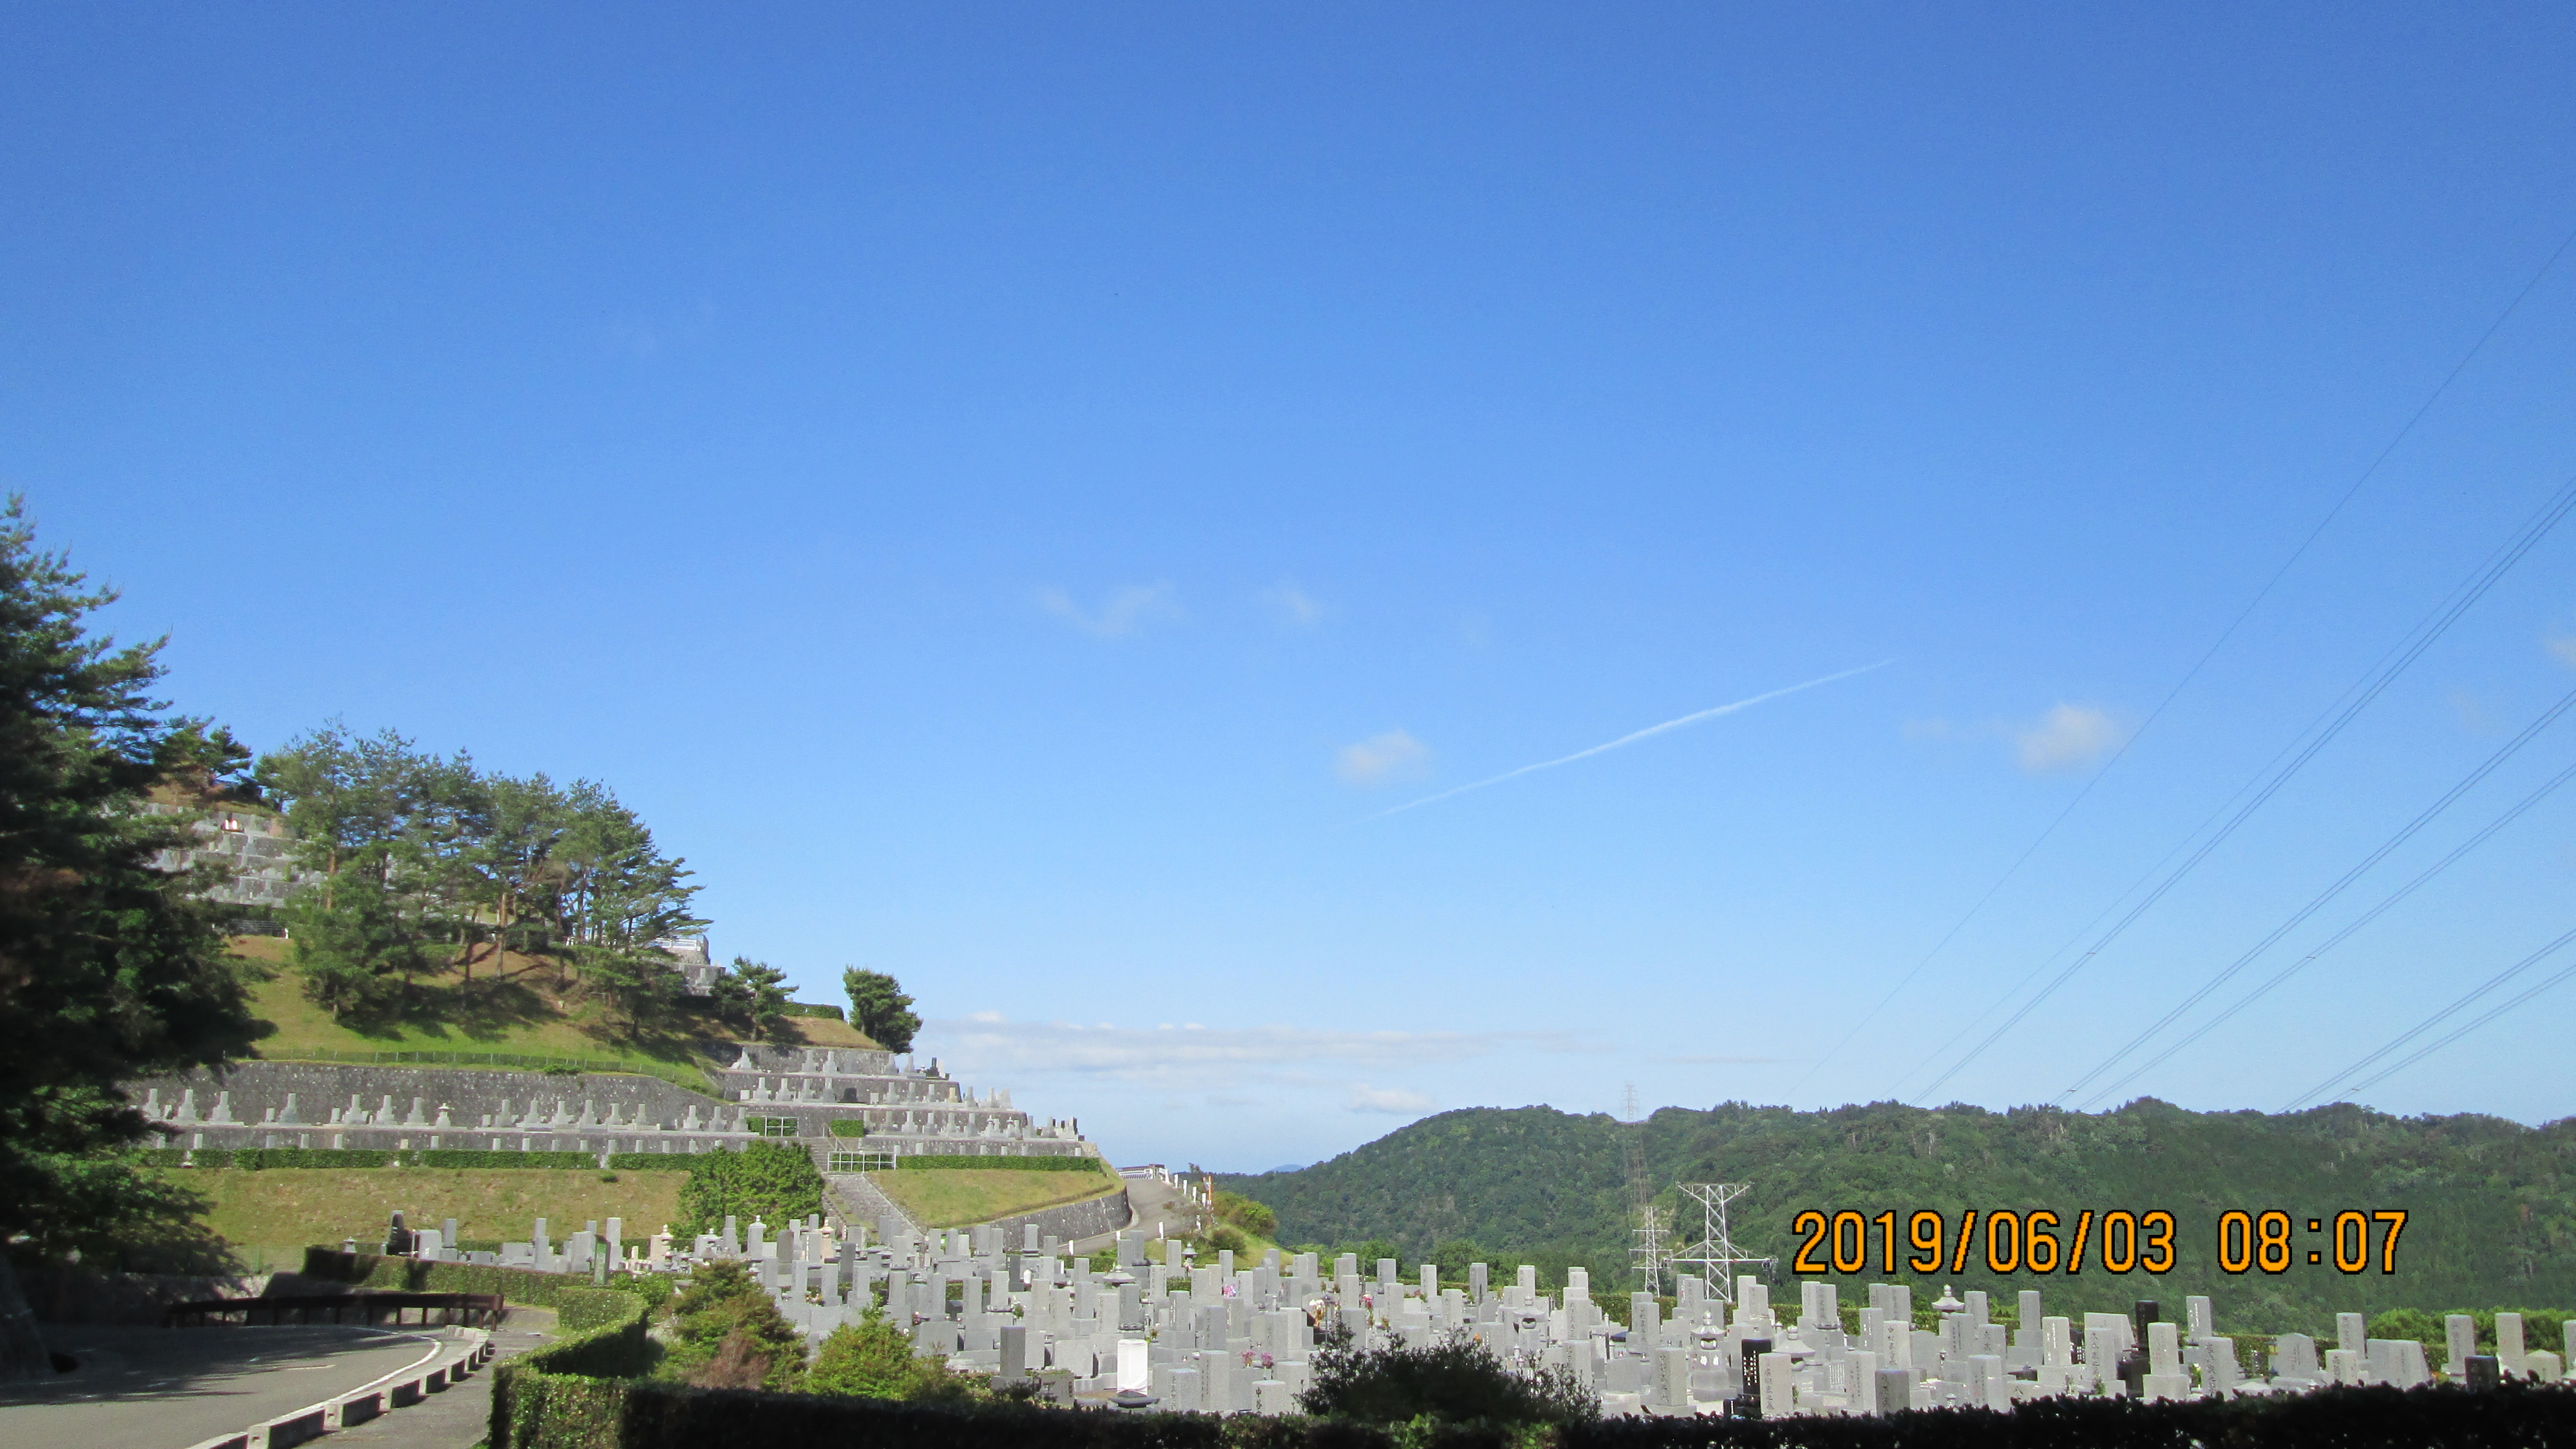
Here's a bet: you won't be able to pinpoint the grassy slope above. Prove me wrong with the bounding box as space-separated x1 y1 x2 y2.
872 1168 1123 1229
168 946 887 1267
170 1166 688 1269
232 936 870 1082
1219 1100 2576 1334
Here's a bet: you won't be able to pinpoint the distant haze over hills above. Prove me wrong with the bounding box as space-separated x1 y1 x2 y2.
1217 1098 2575 1333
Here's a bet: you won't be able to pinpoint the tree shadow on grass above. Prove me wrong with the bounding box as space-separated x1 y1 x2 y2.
575 998 742 1070
333 974 558 1045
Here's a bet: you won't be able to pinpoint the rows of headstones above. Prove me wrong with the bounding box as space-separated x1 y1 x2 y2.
148 1084 764 1153
376 1210 2573 1415
373 1211 633 1272
721 1049 1085 1148
140 1054 1086 1156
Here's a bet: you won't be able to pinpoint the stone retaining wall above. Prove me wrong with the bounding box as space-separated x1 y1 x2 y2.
129 1059 1086 1158
982 1183 1133 1244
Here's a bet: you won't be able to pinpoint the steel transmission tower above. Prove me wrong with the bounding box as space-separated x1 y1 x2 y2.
1622 1085 1671 1294
1671 1182 1771 1306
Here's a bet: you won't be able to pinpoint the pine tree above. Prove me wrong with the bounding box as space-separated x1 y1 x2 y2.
0 495 257 1256
842 968 920 1054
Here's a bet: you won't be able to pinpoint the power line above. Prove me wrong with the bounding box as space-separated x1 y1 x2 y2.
2336 954 2576 1100
2078 755 2576 1108
2289 925 2576 1109
1800 215 2576 1096
1911 471 2576 1104
1890 714 2354 1098
2058 684 2576 1102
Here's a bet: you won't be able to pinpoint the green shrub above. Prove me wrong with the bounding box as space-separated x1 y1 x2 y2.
780 1002 845 1021
490 1287 655 1449
2371 1308 2447 1352
606 1153 699 1171
1303 1336 1594 1428
301 1247 656 1310
1214 1190 1277 1238
485 1377 2576 1449
676 1142 823 1235
660 1261 806 1392
826 1120 870 1138
557 1285 645 1334
803 1309 917 1399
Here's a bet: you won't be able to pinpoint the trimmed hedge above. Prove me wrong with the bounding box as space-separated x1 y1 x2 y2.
146 1147 394 1168
556 1285 650 1334
1561 1381 2576 1447
145 1147 703 1171
302 1247 665 1310
489 1379 1323 1449
414 1150 603 1169
606 1153 697 1171
894 1154 1104 1172
491 1286 656 1449
826 1120 871 1138
780 1002 845 1021
490 1376 2576 1449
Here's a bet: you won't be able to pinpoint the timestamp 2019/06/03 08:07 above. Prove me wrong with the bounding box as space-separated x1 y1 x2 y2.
1786 1208 2409 1277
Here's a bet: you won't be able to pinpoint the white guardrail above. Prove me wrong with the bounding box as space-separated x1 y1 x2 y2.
181 1325 495 1449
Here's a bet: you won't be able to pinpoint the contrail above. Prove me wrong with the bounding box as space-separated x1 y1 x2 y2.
1366 660 1893 821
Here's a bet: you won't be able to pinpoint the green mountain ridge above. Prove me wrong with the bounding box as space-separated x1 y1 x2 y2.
1216 1098 2576 1334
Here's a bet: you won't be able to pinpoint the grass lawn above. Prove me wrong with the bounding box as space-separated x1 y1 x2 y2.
230 936 873 1085
168 1166 689 1270
872 1169 1124 1229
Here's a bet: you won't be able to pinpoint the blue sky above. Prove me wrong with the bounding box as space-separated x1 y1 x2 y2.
8 4 2576 1169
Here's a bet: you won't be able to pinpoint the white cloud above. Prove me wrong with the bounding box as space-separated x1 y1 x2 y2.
1337 728 1429 785
922 1014 1598 1087
1263 581 1328 629
1036 582 1181 638
1649 1053 1789 1065
1347 1084 1434 1114
2549 633 2576 669
2015 703 2122 774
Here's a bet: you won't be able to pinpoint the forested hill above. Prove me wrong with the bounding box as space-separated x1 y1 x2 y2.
1216 1100 2576 1333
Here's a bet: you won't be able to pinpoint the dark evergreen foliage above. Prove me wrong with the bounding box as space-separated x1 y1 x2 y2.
1300 1336 1595 1427
842 968 920 1054
1223 1100 2576 1330
0 496 261 1259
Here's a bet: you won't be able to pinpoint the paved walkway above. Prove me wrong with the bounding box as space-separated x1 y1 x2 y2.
330 1307 556 1449
1072 1173 1188 1254
0 1323 440 1449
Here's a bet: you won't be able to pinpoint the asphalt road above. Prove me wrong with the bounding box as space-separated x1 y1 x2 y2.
0 1323 440 1449
328 1308 556 1449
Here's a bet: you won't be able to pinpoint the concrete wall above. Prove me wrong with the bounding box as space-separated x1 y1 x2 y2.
983 1185 1132 1245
